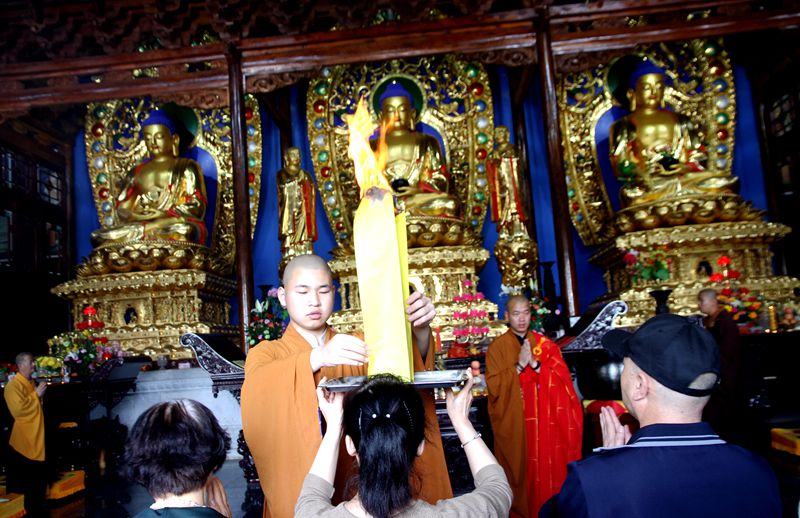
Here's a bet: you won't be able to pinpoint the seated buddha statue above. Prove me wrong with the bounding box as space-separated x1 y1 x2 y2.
372 83 460 218
91 110 208 248
609 60 738 209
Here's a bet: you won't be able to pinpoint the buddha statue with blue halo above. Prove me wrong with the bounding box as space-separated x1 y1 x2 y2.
609 60 739 210
90 110 208 248
372 82 460 219
606 60 761 232
79 110 210 275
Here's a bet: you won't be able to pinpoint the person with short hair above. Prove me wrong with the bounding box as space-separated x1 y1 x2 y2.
485 295 583 517
541 314 781 518
124 399 232 517
3 351 47 516
295 373 512 517
241 254 451 518
698 287 743 442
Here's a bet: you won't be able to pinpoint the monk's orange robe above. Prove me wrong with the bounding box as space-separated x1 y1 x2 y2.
485 329 583 517
241 324 452 518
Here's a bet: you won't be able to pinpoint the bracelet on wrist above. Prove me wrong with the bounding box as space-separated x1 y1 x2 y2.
460 432 482 448
516 362 525 372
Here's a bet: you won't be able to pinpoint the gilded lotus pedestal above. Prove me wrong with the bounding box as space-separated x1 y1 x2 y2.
591 221 800 327
52 269 237 359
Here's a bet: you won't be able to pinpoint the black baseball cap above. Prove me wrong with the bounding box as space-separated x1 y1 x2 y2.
601 314 720 397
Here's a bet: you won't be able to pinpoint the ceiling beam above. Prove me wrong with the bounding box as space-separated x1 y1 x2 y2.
1 5 799 112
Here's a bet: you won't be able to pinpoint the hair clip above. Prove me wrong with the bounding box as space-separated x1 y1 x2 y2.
401 401 414 434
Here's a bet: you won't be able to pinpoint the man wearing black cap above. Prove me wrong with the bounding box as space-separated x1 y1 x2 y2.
541 314 781 518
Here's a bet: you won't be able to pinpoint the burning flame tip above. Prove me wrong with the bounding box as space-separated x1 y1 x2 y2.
348 94 391 197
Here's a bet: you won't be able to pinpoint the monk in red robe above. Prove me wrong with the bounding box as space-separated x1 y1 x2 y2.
241 254 452 518
485 295 583 517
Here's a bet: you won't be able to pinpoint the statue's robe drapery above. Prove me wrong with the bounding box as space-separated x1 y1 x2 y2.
91 157 208 246
241 324 452 518
485 330 583 517
373 133 458 218
277 169 317 253
609 114 740 208
487 154 527 236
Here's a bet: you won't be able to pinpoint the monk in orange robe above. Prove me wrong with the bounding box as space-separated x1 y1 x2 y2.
485 295 583 517
241 254 452 518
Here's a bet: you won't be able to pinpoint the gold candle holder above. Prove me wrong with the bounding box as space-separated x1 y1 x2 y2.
768 304 778 333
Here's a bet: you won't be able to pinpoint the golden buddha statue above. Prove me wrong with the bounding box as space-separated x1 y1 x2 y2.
277 146 317 260
488 125 529 238
609 61 738 209
91 110 208 248
487 125 537 289
372 83 459 219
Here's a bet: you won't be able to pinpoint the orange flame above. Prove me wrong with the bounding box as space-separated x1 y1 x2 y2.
348 96 391 198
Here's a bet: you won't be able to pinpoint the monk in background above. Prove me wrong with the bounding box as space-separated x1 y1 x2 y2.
485 295 583 517
240 254 451 518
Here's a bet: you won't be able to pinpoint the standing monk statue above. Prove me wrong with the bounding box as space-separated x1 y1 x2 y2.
488 126 537 289
488 125 529 238
90 110 208 247
373 82 460 218
277 147 317 262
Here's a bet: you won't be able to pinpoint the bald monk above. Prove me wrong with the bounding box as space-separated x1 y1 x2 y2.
240 254 452 518
485 295 583 517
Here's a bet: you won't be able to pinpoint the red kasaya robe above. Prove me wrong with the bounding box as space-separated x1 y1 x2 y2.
485 329 583 517
241 324 452 518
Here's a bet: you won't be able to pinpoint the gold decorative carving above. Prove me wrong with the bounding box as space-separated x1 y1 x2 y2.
81 96 262 275
305 56 495 250
487 125 538 291
559 39 749 245
247 71 318 94
328 245 506 341
52 269 237 359
153 91 230 110
590 221 800 326
460 48 536 67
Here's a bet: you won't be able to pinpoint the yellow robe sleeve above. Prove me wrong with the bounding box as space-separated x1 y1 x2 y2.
3 376 45 461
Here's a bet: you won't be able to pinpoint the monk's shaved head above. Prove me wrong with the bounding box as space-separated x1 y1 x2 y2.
506 294 530 312
698 288 717 301
282 254 333 287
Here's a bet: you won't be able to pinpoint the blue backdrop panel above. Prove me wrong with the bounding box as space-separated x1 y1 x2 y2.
523 73 562 300
732 65 768 211
73 132 98 261
251 104 283 294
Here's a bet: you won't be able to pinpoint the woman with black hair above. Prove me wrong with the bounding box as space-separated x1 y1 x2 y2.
295 372 512 517
124 399 233 517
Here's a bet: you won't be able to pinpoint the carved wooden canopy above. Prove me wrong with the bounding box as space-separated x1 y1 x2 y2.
0 0 798 115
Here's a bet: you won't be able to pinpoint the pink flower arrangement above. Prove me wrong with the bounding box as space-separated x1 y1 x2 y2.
451 279 490 346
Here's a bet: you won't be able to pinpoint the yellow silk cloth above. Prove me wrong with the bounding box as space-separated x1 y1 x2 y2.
354 189 413 381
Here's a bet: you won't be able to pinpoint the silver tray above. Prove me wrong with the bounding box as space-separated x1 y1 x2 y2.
319 369 468 392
